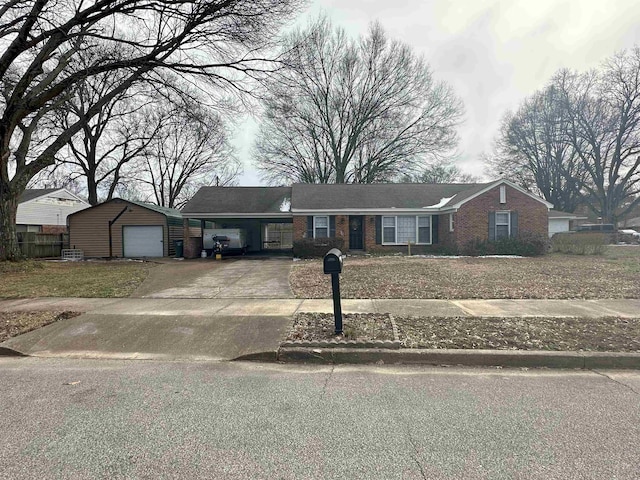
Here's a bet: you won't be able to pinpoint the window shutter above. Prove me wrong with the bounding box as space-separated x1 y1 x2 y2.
488 212 496 241
329 216 336 237
431 215 439 244
375 216 382 244
511 212 519 238
307 216 313 238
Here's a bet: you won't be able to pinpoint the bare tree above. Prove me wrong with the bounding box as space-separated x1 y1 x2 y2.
55 68 161 205
401 163 477 183
557 52 640 223
487 83 587 212
0 0 299 260
254 17 464 185
137 104 239 208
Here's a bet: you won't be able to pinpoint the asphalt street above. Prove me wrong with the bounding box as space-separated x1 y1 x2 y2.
1 358 639 479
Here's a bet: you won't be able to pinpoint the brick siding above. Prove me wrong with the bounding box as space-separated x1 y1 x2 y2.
455 185 548 250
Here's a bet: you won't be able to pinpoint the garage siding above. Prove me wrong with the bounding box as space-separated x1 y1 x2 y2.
69 200 169 257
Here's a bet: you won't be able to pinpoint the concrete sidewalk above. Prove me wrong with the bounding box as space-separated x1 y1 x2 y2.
2 296 639 317
1 297 639 364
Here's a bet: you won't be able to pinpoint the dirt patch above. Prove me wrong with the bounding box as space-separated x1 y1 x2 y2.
286 313 640 352
0 311 79 342
290 251 640 299
287 313 395 342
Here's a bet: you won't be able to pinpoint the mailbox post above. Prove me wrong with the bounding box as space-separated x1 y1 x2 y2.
323 248 344 335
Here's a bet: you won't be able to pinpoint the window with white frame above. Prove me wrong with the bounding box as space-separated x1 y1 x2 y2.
495 211 510 239
313 216 329 238
381 215 431 244
499 185 506 204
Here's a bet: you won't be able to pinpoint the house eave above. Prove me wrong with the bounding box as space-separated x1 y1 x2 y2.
181 212 293 219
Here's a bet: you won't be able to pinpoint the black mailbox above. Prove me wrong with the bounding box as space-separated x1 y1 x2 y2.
323 248 343 274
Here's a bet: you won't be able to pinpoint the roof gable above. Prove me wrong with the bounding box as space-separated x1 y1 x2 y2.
447 179 554 209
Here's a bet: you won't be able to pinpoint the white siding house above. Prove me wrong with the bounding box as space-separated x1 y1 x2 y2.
17 189 90 233
548 209 587 237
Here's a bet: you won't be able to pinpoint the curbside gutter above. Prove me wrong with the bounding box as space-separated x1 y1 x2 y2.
0 346 27 357
274 347 640 369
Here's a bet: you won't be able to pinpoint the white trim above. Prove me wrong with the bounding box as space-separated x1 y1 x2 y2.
499 185 506 204
449 213 454 232
291 208 442 215
449 179 554 209
313 215 329 238
381 214 432 245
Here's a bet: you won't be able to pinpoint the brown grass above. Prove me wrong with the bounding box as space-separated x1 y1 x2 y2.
0 311 79 342
0 260 155 298
290 248 640 299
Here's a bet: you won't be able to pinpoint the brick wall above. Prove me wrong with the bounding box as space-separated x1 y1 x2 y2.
293 216 308 240
455 185 548 249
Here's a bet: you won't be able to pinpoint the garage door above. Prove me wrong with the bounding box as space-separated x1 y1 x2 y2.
123 226 164 257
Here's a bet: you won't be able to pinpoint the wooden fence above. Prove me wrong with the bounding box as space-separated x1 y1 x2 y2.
16 232 69 258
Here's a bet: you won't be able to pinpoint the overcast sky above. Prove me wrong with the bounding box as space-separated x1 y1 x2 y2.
235 0 640 185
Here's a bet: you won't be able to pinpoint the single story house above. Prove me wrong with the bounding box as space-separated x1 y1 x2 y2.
17 188 90 234
181 179 554 257
68 198 195 258
548 210 588 237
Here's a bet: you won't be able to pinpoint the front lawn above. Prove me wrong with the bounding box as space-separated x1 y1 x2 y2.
290 247 640 299
286 313 640 352
0 260 155 298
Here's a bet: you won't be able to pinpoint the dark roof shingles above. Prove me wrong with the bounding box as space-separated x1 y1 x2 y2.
181 186 292 214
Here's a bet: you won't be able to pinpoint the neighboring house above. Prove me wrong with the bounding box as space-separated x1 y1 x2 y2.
548 210 588 237
181 179 553 257
17 188 90 234
619 216 640 229
68 198 194 258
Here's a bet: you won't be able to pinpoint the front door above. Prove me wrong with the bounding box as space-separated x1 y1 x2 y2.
349 216 364 250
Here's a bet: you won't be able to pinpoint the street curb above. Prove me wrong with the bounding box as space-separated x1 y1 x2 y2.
233 350 279 362
276 347 640 369
0 346 28 357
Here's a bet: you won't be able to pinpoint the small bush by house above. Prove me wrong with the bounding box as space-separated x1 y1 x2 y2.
461 233 548 257
293 237 345 258
551 232 607 255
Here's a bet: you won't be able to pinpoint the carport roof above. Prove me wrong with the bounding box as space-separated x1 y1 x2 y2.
181 186 292 215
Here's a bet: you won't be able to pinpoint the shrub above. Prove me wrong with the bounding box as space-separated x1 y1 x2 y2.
461 233 548 257
551 232 606 255
293 237 345 258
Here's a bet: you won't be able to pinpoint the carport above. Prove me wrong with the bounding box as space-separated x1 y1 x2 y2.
180 186 293 258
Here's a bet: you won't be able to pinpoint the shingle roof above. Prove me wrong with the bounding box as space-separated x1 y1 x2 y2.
549 209 587 219
18 188 60 204
291 183 486 210
181 186 292 215
123 199 183 221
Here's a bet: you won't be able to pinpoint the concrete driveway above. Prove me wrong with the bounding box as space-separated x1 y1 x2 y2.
132 258 294 299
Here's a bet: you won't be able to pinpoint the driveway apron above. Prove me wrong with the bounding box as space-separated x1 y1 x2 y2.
140 258 294 299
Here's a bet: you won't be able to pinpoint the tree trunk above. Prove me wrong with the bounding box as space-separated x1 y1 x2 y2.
0 186 21 261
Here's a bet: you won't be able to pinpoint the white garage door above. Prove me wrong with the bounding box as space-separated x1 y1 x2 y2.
123 225 164 257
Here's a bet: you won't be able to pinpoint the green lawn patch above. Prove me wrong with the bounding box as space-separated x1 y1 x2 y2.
0 260 155 298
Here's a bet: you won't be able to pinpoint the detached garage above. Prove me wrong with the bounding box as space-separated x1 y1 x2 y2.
68 199 184 258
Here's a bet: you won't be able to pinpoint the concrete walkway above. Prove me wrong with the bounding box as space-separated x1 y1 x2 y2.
1 296 639 317
2 297 640 361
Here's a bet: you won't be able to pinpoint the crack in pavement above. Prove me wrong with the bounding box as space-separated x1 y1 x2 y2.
320 364 335 399
406 428 428 480
591 369 640 397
